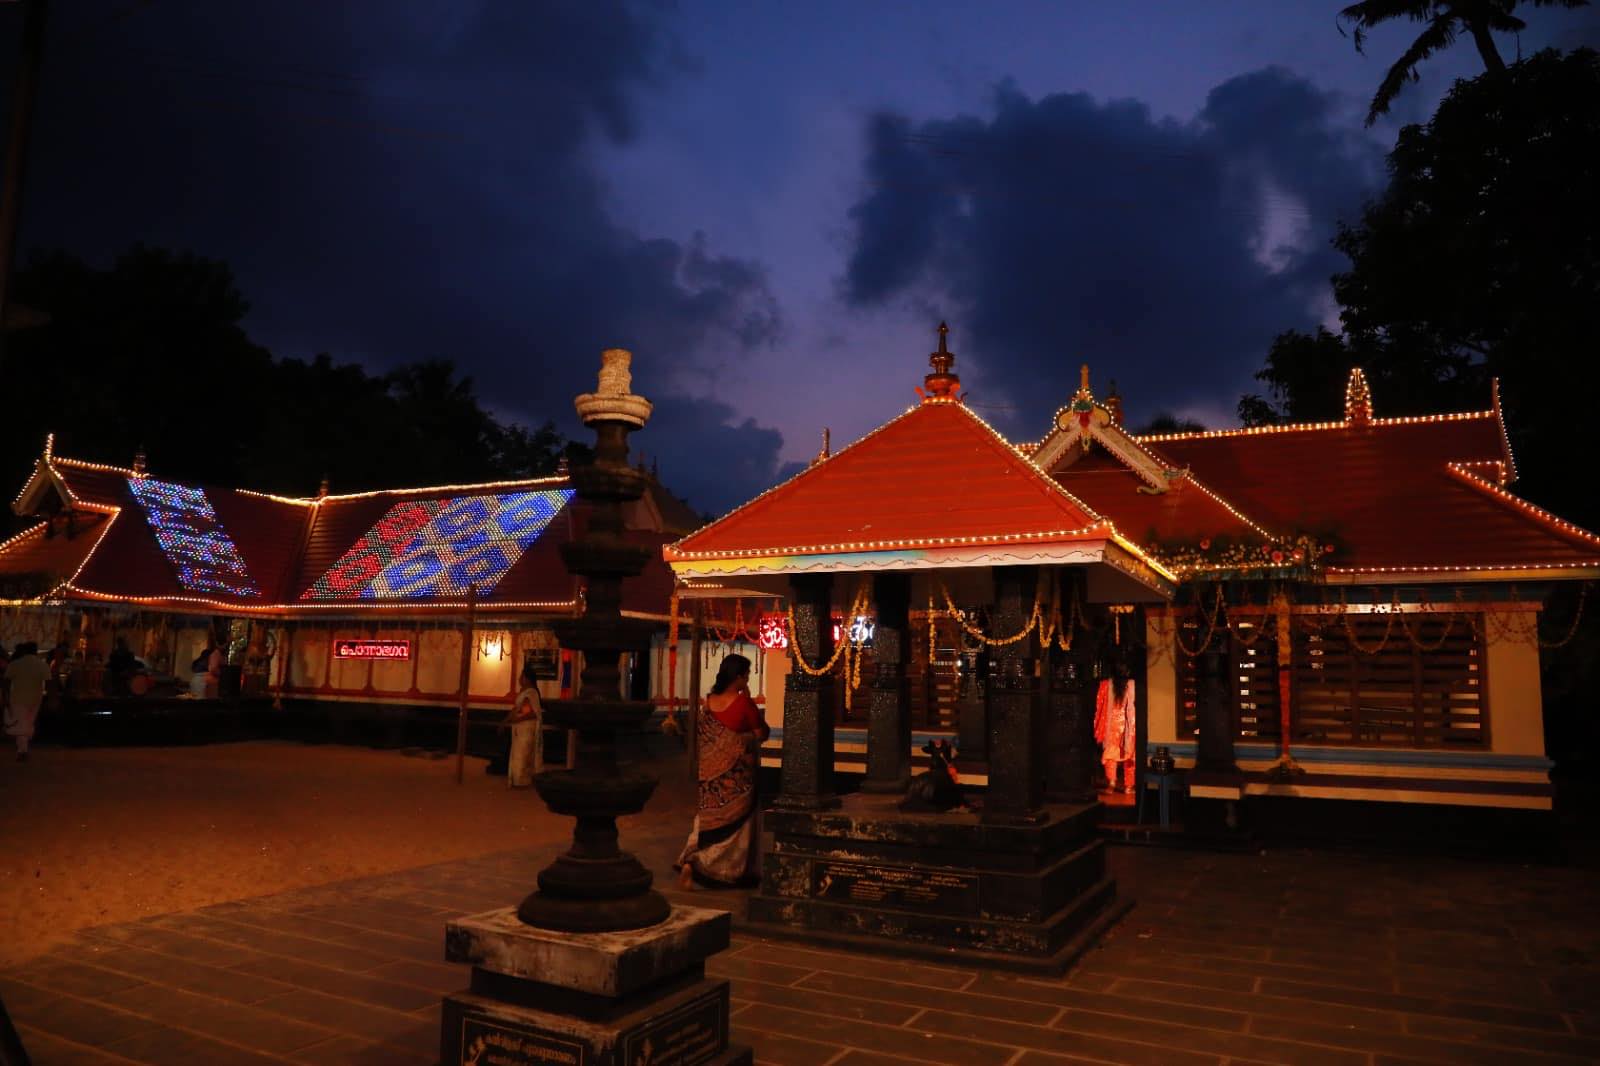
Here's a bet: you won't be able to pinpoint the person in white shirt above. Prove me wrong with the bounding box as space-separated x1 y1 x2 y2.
4 643 50 762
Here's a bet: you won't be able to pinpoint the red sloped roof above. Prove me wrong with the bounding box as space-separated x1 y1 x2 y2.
1049 448 1264 547
1139 413 1600 573
9 449 685 615
208 491 312 603
72 507 190 601
667 400 1106 560
50 459 134 511
0 516 110 596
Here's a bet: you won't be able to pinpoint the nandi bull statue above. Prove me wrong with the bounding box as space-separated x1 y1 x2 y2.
898 739 965 813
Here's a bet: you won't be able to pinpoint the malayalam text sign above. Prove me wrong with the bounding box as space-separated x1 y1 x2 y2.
333 639 411 661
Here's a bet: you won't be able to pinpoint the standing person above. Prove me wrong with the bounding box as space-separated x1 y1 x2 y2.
675 653 769 888
1093 661 1137 794
107 637 136 698
506 661 543 788
4 642 50 762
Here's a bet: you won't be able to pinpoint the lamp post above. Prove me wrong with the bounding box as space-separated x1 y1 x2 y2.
518 348 670 933
440 349 750 1065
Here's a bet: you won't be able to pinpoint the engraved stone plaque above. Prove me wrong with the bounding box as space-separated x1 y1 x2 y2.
618 983 727 1066
456 1012 587 1066
810 860 980 915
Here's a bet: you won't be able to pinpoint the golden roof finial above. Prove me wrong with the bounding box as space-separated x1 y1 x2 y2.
1344 366 1373 427
1080 364 1090 393
919 322 961 402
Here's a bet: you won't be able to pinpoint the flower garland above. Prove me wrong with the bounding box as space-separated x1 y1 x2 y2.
1153 532 1337 580
704 597 760 646
1172 584 1226 657
785 580 872 710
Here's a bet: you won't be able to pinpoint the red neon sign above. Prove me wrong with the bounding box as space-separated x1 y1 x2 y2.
334 639 412 661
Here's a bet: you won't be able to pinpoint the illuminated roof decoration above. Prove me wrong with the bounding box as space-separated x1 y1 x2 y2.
302 489 572 601
126 477 260 596
0 446 679 617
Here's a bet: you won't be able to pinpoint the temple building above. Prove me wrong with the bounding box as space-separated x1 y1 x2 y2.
0 437 722 721
668 329 1599 815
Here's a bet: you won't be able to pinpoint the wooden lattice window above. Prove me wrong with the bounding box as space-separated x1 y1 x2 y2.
1290 614 1486 748
1178 619 1280 741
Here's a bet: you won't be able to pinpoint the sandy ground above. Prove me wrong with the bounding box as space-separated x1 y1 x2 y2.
0 740 695 967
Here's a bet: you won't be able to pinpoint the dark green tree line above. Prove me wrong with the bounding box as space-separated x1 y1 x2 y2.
0 245 567 506
1240 47 1600 531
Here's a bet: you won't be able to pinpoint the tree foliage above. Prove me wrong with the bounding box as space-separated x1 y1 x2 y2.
1337 0 1590 124
1132 412 1209 436
0 246 567 505
1242 47 1600 527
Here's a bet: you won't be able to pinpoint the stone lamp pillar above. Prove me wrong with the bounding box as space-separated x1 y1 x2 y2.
440 349 750 1066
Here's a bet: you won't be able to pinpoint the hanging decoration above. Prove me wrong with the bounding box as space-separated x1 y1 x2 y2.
756 613 788 649
1152 532 1337 581
931 571 1086 656
785 580 873 709
704 597 762 646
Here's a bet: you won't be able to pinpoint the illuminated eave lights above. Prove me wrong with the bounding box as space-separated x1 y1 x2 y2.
1135 407 1499 444
665 521 1116 561
0 521 49 556
55 583 585 616
1447 462 1600 548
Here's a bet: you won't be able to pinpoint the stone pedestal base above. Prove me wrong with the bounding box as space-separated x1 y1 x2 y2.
748 793 1129 974
440 906 751 1066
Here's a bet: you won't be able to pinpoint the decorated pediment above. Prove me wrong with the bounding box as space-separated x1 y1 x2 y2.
1030 367 1177 493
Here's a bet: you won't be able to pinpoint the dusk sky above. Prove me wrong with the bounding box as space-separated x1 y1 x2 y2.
4 2 1597 514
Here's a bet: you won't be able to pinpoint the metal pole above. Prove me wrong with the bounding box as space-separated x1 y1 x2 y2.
687 598 704 783
0 0 50 334
455 584 477 784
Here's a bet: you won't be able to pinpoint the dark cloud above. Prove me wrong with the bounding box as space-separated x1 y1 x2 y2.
840 70 1382 432
637 393 788 522
5 1 783 513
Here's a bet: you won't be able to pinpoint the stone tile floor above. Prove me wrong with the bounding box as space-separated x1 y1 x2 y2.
5 833 1600 1065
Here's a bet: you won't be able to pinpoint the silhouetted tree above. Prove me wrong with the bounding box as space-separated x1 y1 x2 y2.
1338 0 1588 124
0 246 570 509
1243 49 1599 526
1132 412 1208 436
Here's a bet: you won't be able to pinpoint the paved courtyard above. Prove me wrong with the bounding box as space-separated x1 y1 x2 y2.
3 744 1599 1064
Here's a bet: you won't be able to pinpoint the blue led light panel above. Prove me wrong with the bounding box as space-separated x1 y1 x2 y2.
125 477 260 596
302 489 572 601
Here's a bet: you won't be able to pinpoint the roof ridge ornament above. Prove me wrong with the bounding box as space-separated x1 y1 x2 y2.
916 322 962 403
1345 366 1373 427
811 426 831 466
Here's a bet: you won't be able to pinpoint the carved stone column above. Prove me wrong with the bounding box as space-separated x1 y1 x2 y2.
1044 569 1095 803
983 566 1044 824
862 572 911 794
955 623 988 762
1045 664 1095 801
1194 642 1238 774
776 573 839 810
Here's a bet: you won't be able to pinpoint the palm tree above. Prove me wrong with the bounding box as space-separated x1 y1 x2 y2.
1338 0 1590 124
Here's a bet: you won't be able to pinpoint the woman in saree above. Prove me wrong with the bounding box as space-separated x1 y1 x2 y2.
676 653 769 888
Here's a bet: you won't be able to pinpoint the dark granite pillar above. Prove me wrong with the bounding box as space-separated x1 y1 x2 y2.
983 566 1044 824
1044 571 1096 803
776 573 839 810
862 572 911 794
955 625 988 762
1194 642 1238 774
